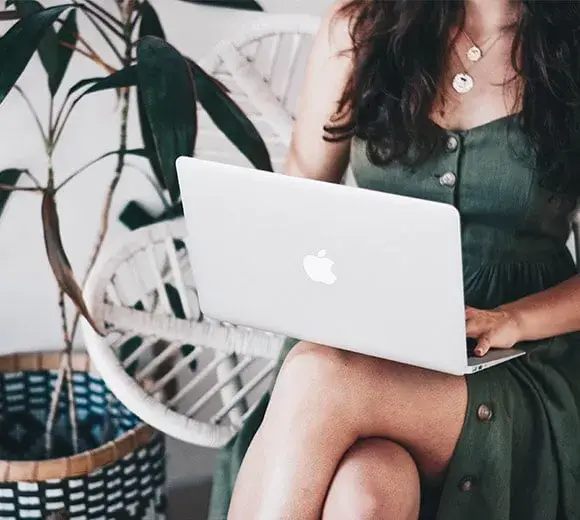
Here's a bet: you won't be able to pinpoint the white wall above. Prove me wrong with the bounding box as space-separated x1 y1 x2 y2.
0 0 333 354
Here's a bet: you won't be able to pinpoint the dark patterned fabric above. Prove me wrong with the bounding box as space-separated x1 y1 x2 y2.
0 369 166 519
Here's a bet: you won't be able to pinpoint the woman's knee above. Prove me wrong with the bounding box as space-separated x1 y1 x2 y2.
273 341 351 402
323 439 421 520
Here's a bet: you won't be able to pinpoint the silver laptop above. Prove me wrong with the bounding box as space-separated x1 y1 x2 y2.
175 156 525 375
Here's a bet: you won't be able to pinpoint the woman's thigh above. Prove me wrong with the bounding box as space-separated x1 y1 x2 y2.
276 341 468 478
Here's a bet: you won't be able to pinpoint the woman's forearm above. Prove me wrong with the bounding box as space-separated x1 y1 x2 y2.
499 274 580 341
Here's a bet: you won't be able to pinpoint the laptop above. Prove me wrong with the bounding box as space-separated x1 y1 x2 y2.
175 156 526 375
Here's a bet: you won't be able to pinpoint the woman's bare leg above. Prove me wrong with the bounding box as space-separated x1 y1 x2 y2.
322 438 420 520
228 341 467 520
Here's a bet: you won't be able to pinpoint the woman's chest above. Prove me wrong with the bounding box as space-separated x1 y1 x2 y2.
350 128 575 236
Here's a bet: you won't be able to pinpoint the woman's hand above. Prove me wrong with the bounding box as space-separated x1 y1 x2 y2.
465 306 523 356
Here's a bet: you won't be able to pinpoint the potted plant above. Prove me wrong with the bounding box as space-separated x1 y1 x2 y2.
0 1 271 517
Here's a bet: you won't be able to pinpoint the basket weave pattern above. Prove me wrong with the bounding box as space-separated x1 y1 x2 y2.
0 353 166 520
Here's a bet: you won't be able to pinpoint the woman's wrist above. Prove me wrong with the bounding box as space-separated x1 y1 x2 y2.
496 303 530 343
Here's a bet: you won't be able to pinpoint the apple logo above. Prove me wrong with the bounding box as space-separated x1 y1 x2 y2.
303 250 337 285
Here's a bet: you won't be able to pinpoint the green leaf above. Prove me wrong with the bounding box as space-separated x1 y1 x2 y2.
118 200 155 231
156 201 183 222
137 36 197 204
82 65 137 96
52 9 77 95
136 4 167 189
12 0 66 96
138 0 165 40
64 75 107 104
189 59 273 171
119 199 183 231
137 90 165 189
64 66 137 105
0 4 71 106
41 191 101 334
178 0 263 11
66 70 159 189
0 168 24 219
54 69 137 147
64 66 137 116
65 75 103 99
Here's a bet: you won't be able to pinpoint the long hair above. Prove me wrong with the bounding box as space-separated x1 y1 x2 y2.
326 1 580 196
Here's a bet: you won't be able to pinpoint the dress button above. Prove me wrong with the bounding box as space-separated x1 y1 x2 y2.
446 135 459 152
477 403 493 422
439 172 457 187
458 476 476 492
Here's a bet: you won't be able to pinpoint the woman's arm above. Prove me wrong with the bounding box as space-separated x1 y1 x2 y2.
501 274 580 340
466 274 580 356
285 0 354 182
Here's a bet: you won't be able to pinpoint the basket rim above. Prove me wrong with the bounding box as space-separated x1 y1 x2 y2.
0 351 158 483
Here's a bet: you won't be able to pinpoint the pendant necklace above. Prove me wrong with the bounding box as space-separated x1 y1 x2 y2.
452 30 503 95
462 30 490 63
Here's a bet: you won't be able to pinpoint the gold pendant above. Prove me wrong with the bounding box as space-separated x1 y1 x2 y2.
466 45 482 62
452 73 474 94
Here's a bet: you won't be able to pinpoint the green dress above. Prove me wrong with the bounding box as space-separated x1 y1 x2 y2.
208 114 580 520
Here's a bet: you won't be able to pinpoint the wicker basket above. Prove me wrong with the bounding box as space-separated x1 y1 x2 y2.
0 352 166 519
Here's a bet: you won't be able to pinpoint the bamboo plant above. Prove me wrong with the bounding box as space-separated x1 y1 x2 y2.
0 0 272 455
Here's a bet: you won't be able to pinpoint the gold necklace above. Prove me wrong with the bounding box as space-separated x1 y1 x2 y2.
452 31 503 95
462 30 491 63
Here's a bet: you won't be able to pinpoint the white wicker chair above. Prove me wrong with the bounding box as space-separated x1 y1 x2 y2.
83 14 332 448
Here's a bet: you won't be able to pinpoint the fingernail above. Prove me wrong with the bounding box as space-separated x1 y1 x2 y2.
475 349 482 356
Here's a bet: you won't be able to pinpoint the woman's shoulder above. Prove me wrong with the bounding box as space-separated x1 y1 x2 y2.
317 0 358 57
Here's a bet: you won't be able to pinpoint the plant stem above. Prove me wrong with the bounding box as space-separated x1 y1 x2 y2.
0 11 21 21
45 355 66 456
21 169 43 189
69 4 135 343
44 0 131 457
48 96 54 148
45 287 78 455
60 290 79 453
82 10 124 63
60 41 116 74
82 0 125 30
83 7 125 40
0 184 42 192
76 31 120 71
12 85 49 150
51 41 118 146
56 150 121 192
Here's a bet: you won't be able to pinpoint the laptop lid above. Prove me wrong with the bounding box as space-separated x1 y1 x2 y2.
176 157 468 375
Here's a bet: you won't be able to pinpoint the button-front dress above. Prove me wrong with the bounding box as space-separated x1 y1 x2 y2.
209 114 580 520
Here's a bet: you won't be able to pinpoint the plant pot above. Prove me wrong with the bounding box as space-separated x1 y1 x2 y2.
0 351 166 520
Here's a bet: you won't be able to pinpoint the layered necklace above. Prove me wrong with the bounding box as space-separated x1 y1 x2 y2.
452 29 503 94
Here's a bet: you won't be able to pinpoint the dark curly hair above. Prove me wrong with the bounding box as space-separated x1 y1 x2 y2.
325 0 580 196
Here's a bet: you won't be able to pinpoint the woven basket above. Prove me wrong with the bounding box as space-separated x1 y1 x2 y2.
0 352 166 520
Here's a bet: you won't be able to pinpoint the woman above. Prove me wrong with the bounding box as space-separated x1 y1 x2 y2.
209 0 580 518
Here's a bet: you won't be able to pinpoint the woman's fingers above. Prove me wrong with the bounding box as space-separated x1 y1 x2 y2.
464 306 521 355
464 306 478 318
465 307 496 356
474 334 492 357
465 317 486 337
